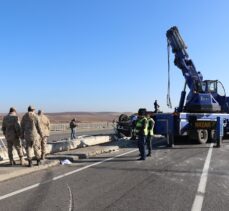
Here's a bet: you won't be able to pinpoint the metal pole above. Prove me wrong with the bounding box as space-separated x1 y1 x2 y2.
216 117 223 148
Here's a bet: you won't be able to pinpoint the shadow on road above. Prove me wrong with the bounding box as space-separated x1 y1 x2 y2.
21 170 54 211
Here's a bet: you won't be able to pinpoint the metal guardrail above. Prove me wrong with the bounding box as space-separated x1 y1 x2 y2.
0 122 114 135
0 136 8 160
0 122 115 160
0 136 28 161
0 122 114 160
50 122 114 131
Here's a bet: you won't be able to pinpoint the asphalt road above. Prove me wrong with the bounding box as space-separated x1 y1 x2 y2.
1 138 229 211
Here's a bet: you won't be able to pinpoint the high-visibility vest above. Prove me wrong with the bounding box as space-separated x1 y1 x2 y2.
147 117 154 136
135 117 148 135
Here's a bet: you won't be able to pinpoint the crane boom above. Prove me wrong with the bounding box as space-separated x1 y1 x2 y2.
166 26 222 113
166 26 203 93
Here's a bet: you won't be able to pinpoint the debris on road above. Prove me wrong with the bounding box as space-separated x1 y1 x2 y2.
60 159 72 165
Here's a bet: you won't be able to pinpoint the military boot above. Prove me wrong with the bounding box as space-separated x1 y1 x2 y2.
9 160 16 166
37 159 41 166
20 157 25 166
28 160 33 167
41 153 45 160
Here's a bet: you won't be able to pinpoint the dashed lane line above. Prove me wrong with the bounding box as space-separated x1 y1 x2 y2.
191 143 214 211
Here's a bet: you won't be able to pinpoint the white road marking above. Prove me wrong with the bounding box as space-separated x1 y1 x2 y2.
0 149 137 201
191 143 214 211
67 184 73 211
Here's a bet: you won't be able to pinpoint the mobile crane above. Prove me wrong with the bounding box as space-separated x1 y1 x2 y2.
155 26 229 145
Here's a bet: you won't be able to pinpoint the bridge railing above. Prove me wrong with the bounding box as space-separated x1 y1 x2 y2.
50 122 114 132
0 122 115 161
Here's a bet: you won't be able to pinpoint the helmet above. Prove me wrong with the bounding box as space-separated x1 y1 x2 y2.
38 110 43 115
9 107 16 113
138 108 147 116
28 105 35 112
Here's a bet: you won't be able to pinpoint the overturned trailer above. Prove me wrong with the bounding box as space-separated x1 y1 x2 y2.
115 111 156 139
115 114 134 138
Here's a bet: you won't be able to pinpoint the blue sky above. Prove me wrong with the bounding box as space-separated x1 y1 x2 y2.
0 0 229 113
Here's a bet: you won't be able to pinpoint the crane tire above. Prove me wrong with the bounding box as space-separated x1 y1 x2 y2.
197 129 208 144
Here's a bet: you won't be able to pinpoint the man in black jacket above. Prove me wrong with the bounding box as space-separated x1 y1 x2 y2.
70 118 78 139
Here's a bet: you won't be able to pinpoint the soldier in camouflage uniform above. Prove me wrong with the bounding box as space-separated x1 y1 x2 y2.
21 106 44 167
2 107 24 165
38 110 50 160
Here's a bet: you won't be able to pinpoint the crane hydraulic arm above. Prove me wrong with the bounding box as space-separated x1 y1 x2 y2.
166 26 203 92
166 26 223 113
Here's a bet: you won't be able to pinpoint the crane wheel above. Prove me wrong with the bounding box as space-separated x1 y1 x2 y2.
196 129 208 144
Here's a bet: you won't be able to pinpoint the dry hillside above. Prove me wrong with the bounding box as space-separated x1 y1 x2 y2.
47 112 132 123
0 112 132 124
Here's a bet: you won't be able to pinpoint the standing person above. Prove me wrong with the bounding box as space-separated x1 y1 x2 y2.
38 110 50 160
2 107 25 166
70 118 78 139
154 100 160 113
135 109 148 160
130 114 138 140
21 106 43 167
146 114 155 157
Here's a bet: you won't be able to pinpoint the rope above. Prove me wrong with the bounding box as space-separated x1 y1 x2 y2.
167 39 172 108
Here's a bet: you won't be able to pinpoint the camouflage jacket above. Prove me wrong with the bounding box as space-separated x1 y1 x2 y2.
21 111 43 141
38 114 50 137
2 112 21 140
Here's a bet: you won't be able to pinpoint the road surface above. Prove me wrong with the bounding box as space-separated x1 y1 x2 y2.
0 138 229 211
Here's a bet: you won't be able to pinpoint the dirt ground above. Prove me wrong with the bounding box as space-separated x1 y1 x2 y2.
47 112 124 123
0 112 132 123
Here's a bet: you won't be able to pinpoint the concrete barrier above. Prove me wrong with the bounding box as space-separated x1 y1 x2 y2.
0 135 111 163
48 135 111 153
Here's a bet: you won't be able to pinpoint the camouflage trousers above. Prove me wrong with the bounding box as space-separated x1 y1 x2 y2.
7 138 23 161
41 136 48 156
25 139 41 160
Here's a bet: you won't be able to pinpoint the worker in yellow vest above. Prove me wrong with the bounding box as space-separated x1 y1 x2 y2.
146 114 155 157
135 108 148 160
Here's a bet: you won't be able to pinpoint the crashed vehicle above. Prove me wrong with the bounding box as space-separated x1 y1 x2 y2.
115 110 156 139
115 114 137 138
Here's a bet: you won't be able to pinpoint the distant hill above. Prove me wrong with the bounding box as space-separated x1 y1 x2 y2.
0 112 133 123
47 112 132 123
